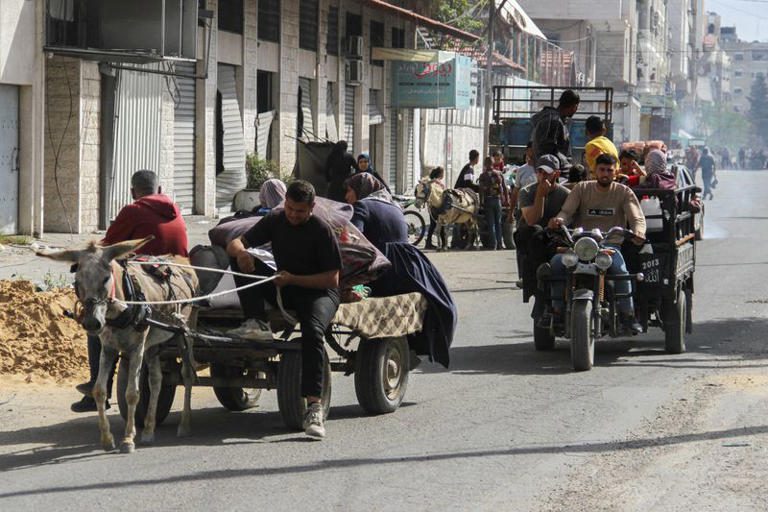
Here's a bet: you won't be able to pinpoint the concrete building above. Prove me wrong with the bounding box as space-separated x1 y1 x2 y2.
0 0 46 235
40 0 488 234
516 0 642 142
721 29 768 115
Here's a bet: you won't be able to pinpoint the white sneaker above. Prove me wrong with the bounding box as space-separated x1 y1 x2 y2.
303 402 326 438
229 319 273 341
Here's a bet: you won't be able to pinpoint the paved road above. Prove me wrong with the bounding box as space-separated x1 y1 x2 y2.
2 171 768 511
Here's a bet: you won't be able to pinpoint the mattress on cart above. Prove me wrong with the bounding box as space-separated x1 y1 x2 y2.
334 292 428 339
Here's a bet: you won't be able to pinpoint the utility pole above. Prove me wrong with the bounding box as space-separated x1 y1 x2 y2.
482 1 494 159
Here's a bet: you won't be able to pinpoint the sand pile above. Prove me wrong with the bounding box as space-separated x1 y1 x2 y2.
0 280 89 382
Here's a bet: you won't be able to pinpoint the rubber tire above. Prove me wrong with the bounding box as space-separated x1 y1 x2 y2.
116 357 176 429
276 347 332 431
570 300 595 371
354 337 410 415
533 320 555 351
664 288 687 354
404 210 426 246
210 364 262 411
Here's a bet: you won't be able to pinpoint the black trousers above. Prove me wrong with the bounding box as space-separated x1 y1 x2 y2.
230 257 339 398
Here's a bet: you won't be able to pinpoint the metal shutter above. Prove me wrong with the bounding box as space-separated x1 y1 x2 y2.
388 108 397 189
109 64 164 222
173 62 196 214
406 109 415 192
299 77 315 139
216 64 246 210
345 85 356 152
256 110 274 159
326 82 338 140
368 89 383 125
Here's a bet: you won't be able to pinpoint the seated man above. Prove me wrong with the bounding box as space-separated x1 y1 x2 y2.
72 170 189 412
547 154 646 333
227 181 341 439
514 154 570 317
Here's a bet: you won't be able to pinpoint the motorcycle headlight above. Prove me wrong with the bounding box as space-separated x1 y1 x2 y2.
574 237 600 261
595 252 613 270
562 250 579 268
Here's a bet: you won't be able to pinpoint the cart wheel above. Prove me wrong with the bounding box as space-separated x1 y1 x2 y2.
533 319 555 351
117 358 176 429
210 364 262 411
355 337 410 414
664 288 687 354
276 347 331 431
404 210 426 246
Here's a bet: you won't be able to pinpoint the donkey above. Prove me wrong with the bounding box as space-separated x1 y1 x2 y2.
414 178 480 250
38 237 198 453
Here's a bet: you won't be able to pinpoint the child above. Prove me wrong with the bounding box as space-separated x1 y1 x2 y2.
618 149 646 187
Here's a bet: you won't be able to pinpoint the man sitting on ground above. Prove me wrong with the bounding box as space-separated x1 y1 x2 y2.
227 180 342 439
72 170 189 412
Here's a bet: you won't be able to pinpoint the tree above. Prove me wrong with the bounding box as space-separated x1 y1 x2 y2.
748 74 768 145
699 103 749 151
431 0 485 35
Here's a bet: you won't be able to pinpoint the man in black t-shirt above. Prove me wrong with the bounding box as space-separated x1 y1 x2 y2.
227 181 342 439
454 149 480 191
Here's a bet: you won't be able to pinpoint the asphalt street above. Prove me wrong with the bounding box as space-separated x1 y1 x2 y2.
1 170 768 511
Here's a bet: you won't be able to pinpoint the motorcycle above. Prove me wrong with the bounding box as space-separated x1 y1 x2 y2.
536 226 644 371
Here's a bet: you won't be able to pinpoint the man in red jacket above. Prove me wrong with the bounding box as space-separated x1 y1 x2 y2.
72 170 189 412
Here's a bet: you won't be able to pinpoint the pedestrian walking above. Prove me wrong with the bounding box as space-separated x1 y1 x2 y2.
478 156 509 250
697 147 717 200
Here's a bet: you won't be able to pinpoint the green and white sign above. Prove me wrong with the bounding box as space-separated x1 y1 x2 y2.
391 54 473 109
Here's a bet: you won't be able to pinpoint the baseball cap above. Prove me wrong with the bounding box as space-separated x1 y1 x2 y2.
536 154 560 174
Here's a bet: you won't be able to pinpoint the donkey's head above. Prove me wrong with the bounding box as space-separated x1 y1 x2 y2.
37 237 153 334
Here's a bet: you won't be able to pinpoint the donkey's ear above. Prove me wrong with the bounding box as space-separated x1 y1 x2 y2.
36 248 86 262
101 236 155 262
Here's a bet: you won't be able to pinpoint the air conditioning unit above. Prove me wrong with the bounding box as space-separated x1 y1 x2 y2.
346 59 363 85
347 36 364 58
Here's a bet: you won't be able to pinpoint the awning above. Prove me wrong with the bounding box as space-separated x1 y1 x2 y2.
364 0 481 42
371 48 455 62
497 0 546 40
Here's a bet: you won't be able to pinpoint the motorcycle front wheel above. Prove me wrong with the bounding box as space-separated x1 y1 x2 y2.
570 300 595 371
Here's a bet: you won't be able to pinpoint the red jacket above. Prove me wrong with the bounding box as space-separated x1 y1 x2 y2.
102 194 189 256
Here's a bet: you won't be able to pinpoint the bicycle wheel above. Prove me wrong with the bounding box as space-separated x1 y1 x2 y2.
404 210 426 246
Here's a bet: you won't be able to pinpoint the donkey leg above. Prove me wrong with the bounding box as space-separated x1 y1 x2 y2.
177 335 194 437
94 347 118 451
140 350 162 444
120 348 144 454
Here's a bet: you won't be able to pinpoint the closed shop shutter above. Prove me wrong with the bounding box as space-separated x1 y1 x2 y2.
368 89 383 125
217 63 246 210
388 108 398 189
344 85 356 153
173 62 196 214
326 82 338 141
256 110 274 159
406 109 415 192
109 64 164 222
299 77 315 139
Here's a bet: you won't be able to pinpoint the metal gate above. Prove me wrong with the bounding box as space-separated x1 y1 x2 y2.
0 85 19 234
109 65 164 222
174 62 196 214
216 64 246 210
344 85 356 153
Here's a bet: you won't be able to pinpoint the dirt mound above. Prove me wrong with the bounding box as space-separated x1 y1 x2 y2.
0 280 89 382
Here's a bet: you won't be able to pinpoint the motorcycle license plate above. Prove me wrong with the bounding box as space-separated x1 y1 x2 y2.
640 256 663 284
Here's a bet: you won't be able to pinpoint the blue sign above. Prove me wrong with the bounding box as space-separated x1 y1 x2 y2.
391 55 473 109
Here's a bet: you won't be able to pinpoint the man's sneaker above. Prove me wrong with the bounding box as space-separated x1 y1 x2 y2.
302 402 326 438
71 395 110 413
229 319 273 341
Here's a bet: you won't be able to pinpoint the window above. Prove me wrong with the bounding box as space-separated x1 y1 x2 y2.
346 12 362 37
326 6 339 55
299 0 319 51
257 70 274 113
218 0 243 33
734 87 743 94
734 70 743 77
370 21 384 66
734 53 744 61
391 27 406 49
259 0 280 42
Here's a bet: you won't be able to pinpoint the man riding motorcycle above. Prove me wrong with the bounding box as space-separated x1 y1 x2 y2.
547 153 646 334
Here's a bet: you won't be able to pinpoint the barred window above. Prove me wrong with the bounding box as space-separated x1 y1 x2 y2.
258 0 280 42
299 0 319 51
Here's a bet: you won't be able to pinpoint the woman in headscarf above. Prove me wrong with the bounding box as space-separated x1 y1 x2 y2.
325 140 358 202
344 172 406 253
639 149 675 190
255 178 287 214
344 173 457 371
356 152 391 192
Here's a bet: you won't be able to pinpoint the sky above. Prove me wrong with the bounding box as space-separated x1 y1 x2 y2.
709 0 768 42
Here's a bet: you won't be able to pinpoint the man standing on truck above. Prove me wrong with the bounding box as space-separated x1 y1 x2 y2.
547 154 645 334
583 116 618 178
530 89 581 161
